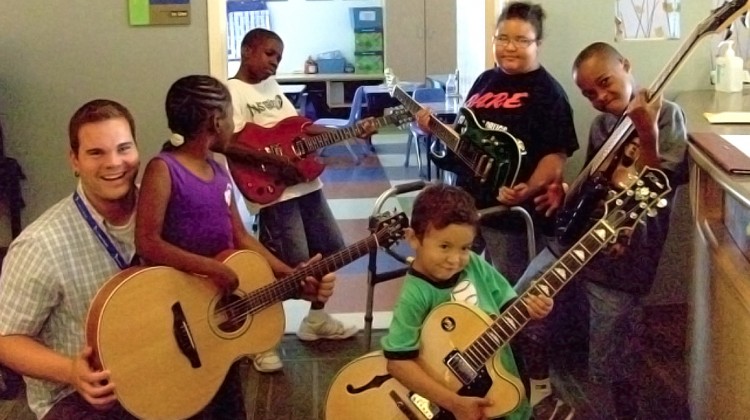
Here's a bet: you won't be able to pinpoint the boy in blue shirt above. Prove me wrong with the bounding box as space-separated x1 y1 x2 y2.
382 184 554 420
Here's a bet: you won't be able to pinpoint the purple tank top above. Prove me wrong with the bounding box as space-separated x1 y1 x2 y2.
158 153 234 257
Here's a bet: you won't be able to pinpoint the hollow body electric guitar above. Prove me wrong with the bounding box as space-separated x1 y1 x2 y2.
227 108 412 205
390 86 527 206
555 0 750 247
86 212 408 420
325 167 671 420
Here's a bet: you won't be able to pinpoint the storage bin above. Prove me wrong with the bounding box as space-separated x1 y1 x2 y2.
354 30 383 53
350 7 383 31
354 52 384 74
317 58 346 74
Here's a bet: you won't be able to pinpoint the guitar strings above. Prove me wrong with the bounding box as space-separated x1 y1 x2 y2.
462 201 634 369
212 228 396 325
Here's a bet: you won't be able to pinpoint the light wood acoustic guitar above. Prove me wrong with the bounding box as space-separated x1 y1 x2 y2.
86 212 408 420
325 167 671 420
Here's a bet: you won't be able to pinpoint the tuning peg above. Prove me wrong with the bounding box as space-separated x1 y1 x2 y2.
657 198 668 208
647 208 658 218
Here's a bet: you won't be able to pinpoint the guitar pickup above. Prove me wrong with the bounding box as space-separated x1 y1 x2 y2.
445 350 477 383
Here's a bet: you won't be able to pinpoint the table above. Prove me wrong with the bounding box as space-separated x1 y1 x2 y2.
276 73 383 109
426 73 451 90
280 84 307 109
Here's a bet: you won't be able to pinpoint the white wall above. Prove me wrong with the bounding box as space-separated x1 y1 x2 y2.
536 0 715 179
228 0 383 76
455 0 503 98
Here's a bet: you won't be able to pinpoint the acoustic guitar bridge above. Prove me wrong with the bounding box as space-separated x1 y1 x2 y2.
171 302 201 368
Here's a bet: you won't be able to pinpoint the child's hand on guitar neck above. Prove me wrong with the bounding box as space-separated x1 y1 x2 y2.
626 88 661 131
290 253 336 303
523 293 554 320
206 261 239 294
355 117 379 137
415 109 433 134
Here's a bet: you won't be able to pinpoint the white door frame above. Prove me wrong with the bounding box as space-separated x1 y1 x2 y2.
207 0 228 81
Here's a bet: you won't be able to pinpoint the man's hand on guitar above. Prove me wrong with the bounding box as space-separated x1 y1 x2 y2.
295 253 336 303
70 346 118 410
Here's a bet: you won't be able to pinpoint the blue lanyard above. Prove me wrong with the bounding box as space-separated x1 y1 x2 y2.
73 191 132 270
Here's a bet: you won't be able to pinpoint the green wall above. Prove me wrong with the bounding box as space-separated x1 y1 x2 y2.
0 0 210 244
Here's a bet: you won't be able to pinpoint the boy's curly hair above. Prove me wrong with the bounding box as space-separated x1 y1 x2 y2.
410 184 479 239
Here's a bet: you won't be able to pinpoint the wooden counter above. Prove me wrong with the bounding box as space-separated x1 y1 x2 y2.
675 89 750 420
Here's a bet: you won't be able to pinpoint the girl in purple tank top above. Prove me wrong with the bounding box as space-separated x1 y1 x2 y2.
133 75 338 417
135 75 293 293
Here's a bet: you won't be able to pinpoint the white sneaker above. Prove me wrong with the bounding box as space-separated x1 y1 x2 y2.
296 313 359 341
252 350 283 373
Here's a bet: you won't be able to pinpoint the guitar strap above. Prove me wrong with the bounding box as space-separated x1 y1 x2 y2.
73 191 135 270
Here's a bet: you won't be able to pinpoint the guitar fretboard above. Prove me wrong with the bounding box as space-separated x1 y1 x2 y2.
391 87 460 152
298 114 393 155
391 87 492 180
461 220 616 369
234 227 395 316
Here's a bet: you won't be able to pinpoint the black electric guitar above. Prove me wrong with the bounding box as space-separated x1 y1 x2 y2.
325 166 671 420
555 0 750 247
390 86 527 206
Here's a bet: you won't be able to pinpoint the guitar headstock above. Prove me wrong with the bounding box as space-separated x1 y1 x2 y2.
389 84 408 99
601 167 672 235
370 211 409 249
698 0 750 38
385 106 415 129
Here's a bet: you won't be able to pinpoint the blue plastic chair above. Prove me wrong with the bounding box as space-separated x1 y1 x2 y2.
405 87 445 179
313 85 369 163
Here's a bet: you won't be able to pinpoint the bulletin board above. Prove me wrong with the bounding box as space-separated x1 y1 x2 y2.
129 0 191 26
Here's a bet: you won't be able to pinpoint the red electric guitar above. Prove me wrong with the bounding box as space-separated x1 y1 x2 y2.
226 108 412 205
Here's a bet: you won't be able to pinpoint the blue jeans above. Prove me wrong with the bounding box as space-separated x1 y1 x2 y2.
480 226 546 285
515 247 642 384
258 189 345 266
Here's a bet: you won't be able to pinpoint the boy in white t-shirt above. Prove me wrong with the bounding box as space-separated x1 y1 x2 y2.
226 28 377 373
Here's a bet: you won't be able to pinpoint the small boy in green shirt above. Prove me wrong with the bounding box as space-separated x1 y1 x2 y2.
382 184 554 420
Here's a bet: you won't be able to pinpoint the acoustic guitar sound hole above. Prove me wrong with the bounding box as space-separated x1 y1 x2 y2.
216 294 247 333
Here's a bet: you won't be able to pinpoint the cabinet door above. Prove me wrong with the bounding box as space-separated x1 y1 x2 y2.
384 0 426 82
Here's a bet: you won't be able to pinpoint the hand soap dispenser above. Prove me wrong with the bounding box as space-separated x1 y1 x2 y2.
715 40 744 93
